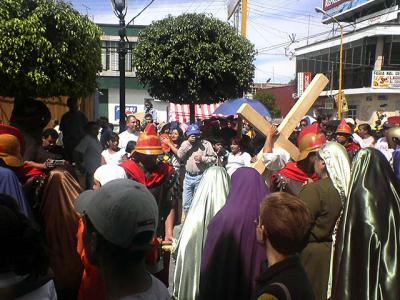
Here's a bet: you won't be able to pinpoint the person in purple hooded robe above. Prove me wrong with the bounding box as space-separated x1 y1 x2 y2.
0 166 31 218
199 167 269 300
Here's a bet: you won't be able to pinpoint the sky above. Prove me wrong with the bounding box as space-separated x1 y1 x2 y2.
68 0 333 83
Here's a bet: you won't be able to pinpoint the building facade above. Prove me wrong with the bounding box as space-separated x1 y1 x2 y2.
96 24 168 125
295 0 400 123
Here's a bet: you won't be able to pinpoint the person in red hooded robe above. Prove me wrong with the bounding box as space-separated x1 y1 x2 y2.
271 123 326 196
120 123 176 286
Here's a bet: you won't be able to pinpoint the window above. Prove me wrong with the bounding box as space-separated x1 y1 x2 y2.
101 41 136 72
390 42 400 65
353 46 362 66
347 105 357 120
364 44 376 67
344 48 353 68
321 54 329 73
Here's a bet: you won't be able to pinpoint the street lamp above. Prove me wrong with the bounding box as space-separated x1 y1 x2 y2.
315 7 344 119
111 0 128 132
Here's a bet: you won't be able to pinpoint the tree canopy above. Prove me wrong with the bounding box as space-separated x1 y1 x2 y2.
254 90 281 118
0 0 102 98
133 13 256 105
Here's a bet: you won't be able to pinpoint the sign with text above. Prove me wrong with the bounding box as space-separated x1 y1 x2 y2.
114 105 138 120
372 70 400 89
322 0 383 21
297 72 312 97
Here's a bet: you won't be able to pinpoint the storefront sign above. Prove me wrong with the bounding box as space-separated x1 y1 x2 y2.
297 72 312 97
114 105 138 120
372 70 400 89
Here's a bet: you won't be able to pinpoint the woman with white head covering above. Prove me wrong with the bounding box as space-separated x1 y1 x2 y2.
318 142 351 299
92 164 127 190
172 166 230 300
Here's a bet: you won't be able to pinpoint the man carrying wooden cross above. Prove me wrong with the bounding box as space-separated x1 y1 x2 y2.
271 123 327 196
238 74 329 195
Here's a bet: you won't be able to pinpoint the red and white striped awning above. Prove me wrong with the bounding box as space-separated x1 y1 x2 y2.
168 103 222 123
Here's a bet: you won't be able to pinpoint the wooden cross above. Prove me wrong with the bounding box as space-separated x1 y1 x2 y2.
238 74 329 174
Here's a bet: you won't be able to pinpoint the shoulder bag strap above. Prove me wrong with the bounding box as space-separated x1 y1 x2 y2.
269 282 292 300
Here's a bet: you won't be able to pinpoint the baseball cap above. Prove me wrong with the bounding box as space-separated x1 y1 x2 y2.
75 179 158 249
186 124 200 136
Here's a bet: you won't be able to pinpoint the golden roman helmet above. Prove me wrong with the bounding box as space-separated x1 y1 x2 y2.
297 132 327 161
296 123 327 161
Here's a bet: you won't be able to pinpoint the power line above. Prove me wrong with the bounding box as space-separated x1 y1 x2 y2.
248 19 283 41
248 2 322 20
256 66 294 79
248 8 328 27
250 0 321 16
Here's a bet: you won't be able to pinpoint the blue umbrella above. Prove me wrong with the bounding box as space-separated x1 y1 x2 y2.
213 97 271 118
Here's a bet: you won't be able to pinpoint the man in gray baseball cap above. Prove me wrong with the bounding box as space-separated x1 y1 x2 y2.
75 179 170 299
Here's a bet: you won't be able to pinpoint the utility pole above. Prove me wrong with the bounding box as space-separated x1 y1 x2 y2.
241 0 247 37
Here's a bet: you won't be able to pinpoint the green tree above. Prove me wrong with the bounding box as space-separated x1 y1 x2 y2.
0 0 102 98
134 13 256 122
254 90 281 118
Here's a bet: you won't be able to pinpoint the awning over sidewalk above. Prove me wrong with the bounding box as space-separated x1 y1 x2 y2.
168 103 222 123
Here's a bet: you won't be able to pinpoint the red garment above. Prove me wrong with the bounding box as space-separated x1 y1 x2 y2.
273 161 319 183
120 160 173 188
13 164 46 183
345 142 361 152
76 218 106 300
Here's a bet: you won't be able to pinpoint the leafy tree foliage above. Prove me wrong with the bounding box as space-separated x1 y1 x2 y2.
0 0 102 97
254 90 281 118
134 13 256 107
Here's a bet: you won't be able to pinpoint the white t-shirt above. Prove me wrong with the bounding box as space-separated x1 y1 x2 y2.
118 274 170 300
375 137 394 162
0 272 57 300
119 131 139 150
362 136 375 148
101 149 126 165
225 151 252 177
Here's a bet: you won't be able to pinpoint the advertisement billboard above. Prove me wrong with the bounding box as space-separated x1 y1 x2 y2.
372 70 400 89
322 0 384 22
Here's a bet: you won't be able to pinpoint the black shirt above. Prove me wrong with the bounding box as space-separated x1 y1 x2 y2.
254 255 315 300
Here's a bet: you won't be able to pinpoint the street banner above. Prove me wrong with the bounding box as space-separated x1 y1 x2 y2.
372 70 400 89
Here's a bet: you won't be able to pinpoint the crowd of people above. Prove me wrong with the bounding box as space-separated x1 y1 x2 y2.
0 96 400 300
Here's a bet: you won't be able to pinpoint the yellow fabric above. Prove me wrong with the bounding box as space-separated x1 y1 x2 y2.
257 293 279 300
